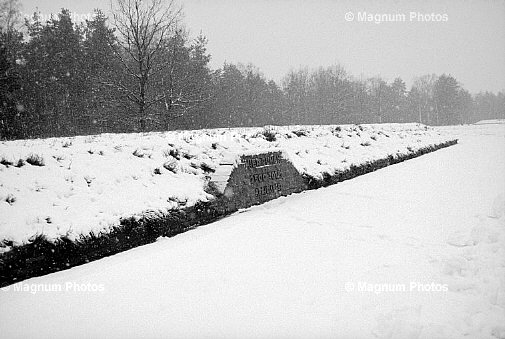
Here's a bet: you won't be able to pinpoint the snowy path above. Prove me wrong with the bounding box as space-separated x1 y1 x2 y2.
1 125 504 339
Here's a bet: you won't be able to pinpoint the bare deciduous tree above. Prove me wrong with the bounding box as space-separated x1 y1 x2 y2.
368 76 386 123
413 74 438 124
110 0 182 129
0 0 22 32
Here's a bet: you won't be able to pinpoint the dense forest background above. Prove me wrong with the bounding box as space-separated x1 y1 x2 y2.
1 0 504 140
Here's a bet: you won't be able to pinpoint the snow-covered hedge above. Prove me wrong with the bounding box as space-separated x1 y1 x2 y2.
0 123 454 250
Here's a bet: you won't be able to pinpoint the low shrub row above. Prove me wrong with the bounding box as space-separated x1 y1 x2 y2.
304 140 458 189
0 139 458 287
0 201 227 287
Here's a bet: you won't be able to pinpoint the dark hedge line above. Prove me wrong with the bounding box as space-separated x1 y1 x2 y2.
0 201 229 287
0 139 458 287
303 139 459 189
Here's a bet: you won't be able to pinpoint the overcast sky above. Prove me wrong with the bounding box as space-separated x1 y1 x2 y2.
19 0 505 93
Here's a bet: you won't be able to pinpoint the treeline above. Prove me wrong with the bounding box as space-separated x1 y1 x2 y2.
0 0 504 140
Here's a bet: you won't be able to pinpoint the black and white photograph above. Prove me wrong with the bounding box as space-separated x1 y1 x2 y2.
0 0 504 337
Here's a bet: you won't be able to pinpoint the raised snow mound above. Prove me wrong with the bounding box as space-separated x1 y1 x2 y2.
0 123 454 250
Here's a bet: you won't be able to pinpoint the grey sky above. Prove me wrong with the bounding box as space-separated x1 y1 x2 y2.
19 0 505 93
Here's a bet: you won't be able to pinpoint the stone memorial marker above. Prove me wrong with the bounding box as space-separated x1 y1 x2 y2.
209 150 307 211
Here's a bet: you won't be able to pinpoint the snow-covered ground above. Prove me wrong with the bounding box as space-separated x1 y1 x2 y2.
0 123 451 248
0 124 503 338
474 119 505 125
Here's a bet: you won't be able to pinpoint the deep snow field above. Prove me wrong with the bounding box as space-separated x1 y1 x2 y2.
0 123 452 249
0 123 503 338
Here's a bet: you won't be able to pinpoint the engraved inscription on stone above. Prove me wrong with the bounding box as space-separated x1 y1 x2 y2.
254 182 282 198
244 153 281 169
249 169 282 184
242 153 284 199
212 150 307 211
